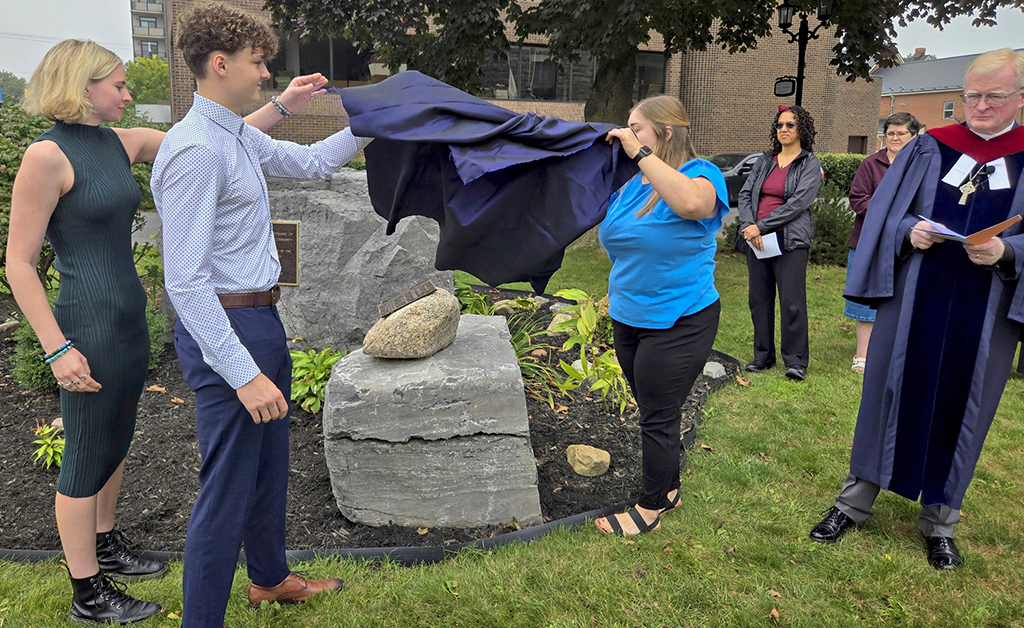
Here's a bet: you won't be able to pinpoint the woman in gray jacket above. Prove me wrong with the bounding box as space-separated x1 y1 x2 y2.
736 105 821 381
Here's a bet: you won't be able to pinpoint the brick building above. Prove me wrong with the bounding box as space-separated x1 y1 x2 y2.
168 0 880 154
872 49 1024 149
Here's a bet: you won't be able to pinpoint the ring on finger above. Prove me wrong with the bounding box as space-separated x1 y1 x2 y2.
78 374 87 381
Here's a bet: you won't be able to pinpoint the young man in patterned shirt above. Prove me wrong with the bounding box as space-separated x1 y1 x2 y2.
152 3 371 626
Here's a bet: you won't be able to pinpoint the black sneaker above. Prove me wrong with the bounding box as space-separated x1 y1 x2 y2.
69 571 161 626
96 529 168 581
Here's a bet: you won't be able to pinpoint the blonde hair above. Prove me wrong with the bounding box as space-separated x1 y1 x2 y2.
631 95 698 217
966 48 1024 90
23 39 123 124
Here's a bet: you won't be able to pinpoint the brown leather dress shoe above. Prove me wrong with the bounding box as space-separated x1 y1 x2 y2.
247 572 344 607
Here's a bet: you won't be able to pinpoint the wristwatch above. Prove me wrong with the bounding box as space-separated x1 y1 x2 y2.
634 145 653 163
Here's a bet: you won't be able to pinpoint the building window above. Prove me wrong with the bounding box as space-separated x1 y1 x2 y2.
139 17 157 28
847 136 867 154
140 41 159 57
942 101 955 119
479 46 666 103
264 34 373 88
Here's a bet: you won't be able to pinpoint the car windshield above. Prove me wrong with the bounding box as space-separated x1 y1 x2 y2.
708 153 750 171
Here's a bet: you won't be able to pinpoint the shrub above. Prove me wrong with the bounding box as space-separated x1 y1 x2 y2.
818 152 867 196
810 182 854 267
290 347 346 413
145 302 167 370
11 316 57 391
0 102 54 292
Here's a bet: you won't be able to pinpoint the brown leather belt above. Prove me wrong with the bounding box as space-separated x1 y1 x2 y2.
217 286 281 309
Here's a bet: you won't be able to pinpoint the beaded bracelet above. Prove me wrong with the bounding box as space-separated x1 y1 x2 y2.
44 341 74 365
270 95 293 117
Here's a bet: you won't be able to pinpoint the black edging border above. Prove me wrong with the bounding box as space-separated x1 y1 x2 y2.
0 350 739 568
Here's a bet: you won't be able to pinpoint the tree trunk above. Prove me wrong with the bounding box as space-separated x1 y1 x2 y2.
584 48 638 124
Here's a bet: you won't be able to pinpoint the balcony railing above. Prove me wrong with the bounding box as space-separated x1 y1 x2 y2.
133 26 165 37
131 2 163 13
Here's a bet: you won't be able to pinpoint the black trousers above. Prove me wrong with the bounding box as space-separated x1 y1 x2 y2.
612 300 720 510
745 247 809 369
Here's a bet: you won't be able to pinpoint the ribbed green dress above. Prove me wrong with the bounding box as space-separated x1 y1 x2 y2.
35 121 150 498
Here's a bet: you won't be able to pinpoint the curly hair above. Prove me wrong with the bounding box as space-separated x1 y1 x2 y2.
769 105 816 154
176 2 278 79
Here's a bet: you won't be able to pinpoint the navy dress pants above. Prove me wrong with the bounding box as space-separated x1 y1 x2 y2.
174 306 292 627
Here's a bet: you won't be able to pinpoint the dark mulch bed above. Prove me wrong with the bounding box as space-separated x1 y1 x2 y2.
0 290 736 552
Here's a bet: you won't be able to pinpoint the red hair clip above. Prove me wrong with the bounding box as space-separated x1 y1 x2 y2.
778 105 791 112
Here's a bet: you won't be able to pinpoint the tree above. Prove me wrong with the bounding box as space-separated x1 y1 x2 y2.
265 0 1021 124
0 71 26 104
124 55 170 104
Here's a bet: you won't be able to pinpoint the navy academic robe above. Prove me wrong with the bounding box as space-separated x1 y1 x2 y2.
844 126 1024 509
338 72 638 293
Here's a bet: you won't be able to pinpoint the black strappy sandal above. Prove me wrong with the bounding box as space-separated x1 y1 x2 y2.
660 490 681 516
596 508 661 536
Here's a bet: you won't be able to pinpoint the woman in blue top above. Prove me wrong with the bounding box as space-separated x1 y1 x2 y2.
594 95 729 536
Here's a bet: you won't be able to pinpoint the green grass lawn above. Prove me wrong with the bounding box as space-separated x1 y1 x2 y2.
3 247 1023 628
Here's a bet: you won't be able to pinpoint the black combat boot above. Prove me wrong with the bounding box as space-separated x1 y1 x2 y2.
96 529 168 581
68 571 161 625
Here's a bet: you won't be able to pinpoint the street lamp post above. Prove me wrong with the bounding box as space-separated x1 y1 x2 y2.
777 1 834 106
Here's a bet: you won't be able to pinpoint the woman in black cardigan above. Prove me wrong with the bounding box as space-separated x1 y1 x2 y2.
736 105 821 381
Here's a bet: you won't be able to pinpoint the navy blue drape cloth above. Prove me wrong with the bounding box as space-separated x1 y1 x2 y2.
338 72 639 292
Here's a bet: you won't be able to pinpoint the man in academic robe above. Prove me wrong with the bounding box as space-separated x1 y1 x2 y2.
809 48 1024 570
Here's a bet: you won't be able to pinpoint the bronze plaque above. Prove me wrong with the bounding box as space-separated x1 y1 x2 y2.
378 280 438 318
272 221 300 286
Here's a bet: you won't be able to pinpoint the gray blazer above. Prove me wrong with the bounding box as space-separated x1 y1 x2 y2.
736 149 821 252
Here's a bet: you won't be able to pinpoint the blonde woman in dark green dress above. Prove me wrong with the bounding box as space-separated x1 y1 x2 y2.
7 39 328 625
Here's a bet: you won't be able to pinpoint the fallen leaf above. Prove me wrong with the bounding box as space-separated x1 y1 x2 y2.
531 348 547 357
621 539 635 545
768 589 782 598
770 608 780 622
727 545 738 553
735 376 751 388
685 468 692 475
170 397 185 405
663 546 674 553
146 385 167 394
814 275 822 280
292 336 303 342
555 405 569 414
700 444 715 453
552 487 562 493
789 559 796 565
416 527 429 535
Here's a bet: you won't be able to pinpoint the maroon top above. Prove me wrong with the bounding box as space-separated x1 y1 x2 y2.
848 149 891 249
756 157 788 222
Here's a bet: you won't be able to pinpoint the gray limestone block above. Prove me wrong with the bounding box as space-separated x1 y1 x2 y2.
267 170 453 349
324 315 528 443
324 433 543 528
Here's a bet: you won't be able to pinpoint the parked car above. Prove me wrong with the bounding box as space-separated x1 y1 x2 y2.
708 152 762 207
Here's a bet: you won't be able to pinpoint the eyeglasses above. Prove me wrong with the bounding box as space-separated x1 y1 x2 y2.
960 88 1023 107
885 131 911 138
774 121 797 130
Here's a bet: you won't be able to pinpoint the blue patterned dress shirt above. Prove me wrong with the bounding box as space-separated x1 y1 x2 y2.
152 94 370 389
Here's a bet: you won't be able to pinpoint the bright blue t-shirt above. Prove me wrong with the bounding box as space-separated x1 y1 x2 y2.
598 158 729 329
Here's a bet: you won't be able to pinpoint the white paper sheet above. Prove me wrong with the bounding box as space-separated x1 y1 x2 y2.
751 232 783 259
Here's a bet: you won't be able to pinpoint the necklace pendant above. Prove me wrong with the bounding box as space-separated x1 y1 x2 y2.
958 180 976 205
